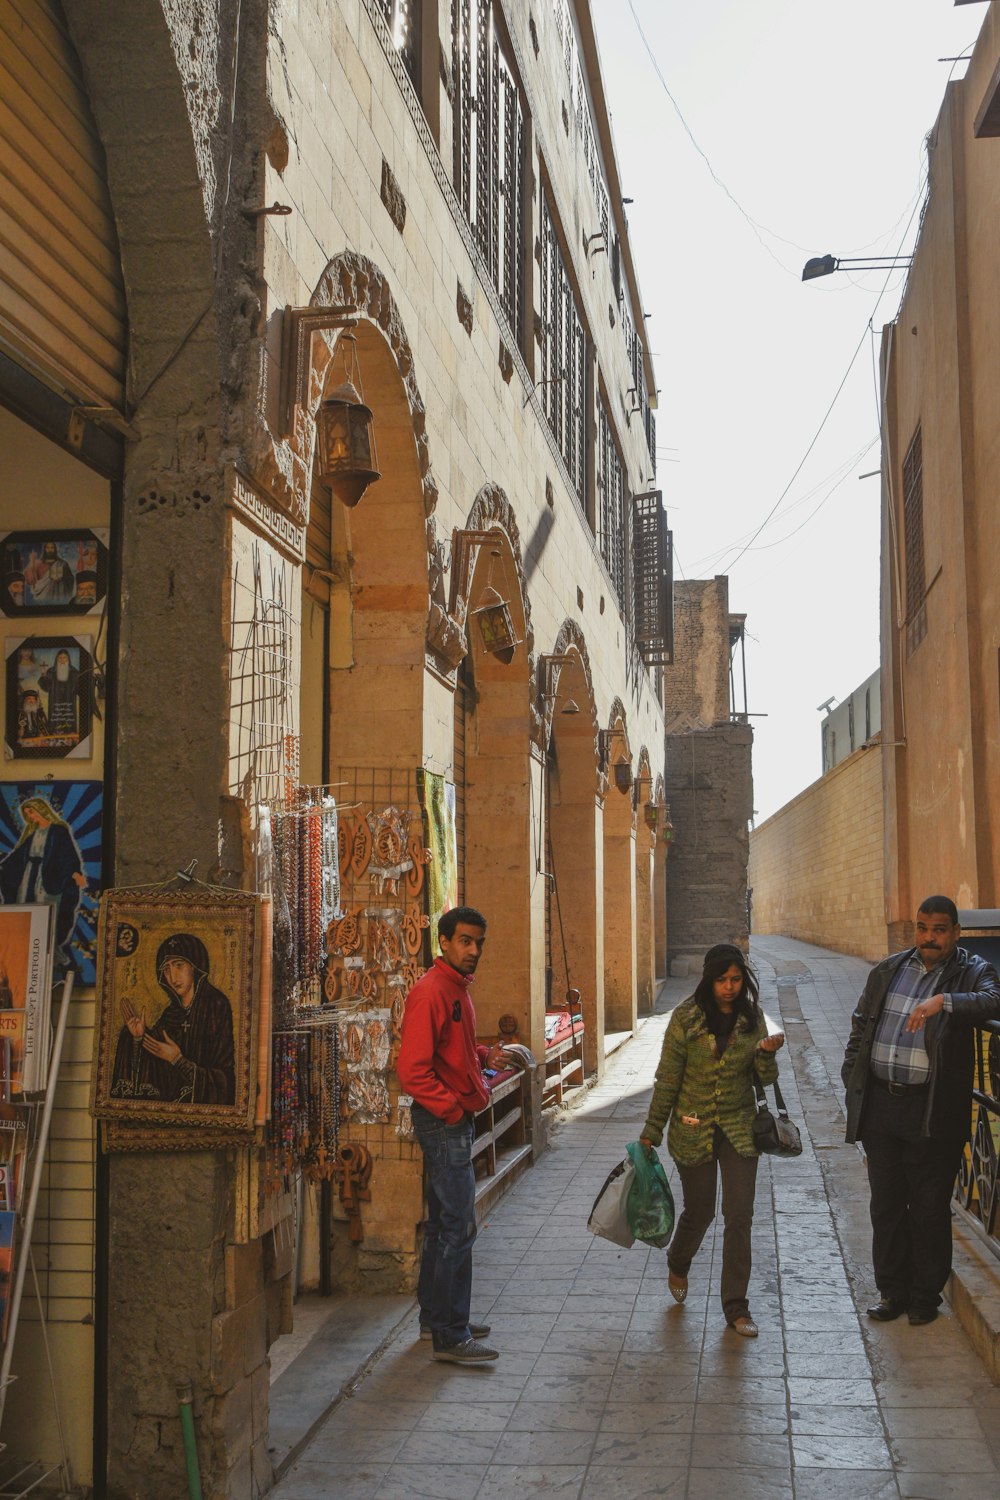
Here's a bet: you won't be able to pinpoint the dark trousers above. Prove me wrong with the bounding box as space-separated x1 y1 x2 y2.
412 1102 477 1345
861 1084 966 1310
668 1128 759 1322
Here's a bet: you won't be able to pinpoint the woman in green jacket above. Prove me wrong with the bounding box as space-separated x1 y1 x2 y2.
640 943 784 1338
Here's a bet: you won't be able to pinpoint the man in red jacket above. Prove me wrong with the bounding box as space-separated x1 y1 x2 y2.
398 905 506 1364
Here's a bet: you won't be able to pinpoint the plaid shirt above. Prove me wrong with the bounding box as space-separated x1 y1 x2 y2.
869 953 951 1085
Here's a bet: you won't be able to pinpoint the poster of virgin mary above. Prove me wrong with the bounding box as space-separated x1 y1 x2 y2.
91 886 261 1133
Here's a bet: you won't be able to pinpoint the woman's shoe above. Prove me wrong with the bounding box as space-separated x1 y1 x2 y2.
667 1271 688 1303
729 1315 758 1338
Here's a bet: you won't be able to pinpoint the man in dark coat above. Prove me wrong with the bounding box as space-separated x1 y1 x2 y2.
842 895 1000 1325
111 932 236 1106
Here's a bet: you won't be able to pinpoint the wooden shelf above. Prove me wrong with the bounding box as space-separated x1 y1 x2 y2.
542 1028 584 1108
471 1069 532 1217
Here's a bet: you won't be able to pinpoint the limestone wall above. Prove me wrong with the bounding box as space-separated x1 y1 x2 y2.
748 742 886 963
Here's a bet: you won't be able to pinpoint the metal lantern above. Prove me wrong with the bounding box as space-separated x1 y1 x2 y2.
613 761 633 795
644 803 658 831
315 336 380 507
473 584 518 664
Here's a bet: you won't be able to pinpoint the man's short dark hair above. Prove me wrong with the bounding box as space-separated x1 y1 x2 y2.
918 895 959 925
438 906 487 941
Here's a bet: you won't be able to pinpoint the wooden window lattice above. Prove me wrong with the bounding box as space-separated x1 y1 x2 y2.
632 490 674 666
451 0 524 343
597 398 626 600
540 193 585 502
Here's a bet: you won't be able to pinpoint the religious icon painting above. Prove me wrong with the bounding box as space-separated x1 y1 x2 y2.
0 782 102 984
90 886 263 1136
5 634 94 760
0 529 109 617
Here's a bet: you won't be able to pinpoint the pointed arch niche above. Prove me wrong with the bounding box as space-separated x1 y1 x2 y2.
449 486 539 1046
294 256 434 772
634 746 656 1016
543 621 605 1075
602 701 637 1035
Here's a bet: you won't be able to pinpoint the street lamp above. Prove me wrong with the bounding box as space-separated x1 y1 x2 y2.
802 254 912 282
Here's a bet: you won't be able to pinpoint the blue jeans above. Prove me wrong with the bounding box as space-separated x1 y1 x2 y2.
412 1102 477 1345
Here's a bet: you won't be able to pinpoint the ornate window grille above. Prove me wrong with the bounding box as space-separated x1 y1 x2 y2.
540 192 586 501
374 0 421 92
902 424 926 654
452 0 525 343
597 398 626 600
632 490 673 666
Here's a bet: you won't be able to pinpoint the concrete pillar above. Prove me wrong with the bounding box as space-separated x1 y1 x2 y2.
635 820 655 1015
603 782 637 1033
548 728 604 1075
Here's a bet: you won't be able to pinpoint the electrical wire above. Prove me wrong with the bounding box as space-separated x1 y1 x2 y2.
625 0 804 276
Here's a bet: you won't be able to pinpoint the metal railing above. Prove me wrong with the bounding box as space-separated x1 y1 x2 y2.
954 1020 1000 1258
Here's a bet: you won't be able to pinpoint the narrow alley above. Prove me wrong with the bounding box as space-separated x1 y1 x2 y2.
271 939 1000 1500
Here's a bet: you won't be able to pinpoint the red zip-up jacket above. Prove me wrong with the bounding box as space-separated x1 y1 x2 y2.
397 958 490 1124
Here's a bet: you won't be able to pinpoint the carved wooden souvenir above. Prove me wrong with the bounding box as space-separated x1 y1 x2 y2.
348 814 372 880
360 970 379 1002
327 910 362 956
367 806 413 895
404 834 431 896
403 904 430 956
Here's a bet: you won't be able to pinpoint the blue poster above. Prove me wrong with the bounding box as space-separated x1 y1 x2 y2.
0 782 103 984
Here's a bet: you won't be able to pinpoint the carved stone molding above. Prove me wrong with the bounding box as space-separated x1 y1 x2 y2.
536 619 602 792
456 281 474 336
380 158 407 234
428 483 535 682
247 250 438 529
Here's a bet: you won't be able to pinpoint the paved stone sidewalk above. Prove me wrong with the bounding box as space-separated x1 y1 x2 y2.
272 938 1000 1500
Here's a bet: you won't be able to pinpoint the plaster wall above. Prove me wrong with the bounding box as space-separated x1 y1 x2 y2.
748 743 886 964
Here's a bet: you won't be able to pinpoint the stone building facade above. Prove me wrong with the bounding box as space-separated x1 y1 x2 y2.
879 0 1000 950
662 578 752 966
0 1 668 1494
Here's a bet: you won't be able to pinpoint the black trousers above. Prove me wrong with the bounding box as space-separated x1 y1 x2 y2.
861 1083 966 1310
668 1129 759 1323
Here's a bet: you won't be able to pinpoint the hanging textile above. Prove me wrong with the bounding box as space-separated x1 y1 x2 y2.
417 769 458 953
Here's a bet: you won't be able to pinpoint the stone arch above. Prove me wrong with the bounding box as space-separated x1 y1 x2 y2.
602 701 637 1035
452 485 539 1045
633 745 656 1017
543 619 605 1072
249 250 438 534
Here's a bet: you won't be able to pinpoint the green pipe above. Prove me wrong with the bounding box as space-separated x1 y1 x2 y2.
176 1381 203 1500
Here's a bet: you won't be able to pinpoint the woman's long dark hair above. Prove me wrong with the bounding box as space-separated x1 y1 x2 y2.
693 944 761 1035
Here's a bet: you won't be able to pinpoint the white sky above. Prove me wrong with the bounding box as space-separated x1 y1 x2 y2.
591 0 979 821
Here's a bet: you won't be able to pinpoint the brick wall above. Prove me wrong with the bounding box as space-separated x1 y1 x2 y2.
662 579 731 726
748 742 886 962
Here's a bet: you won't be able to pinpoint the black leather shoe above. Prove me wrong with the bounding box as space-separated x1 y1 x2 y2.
867 1297 908 1321
907 1306 938 1326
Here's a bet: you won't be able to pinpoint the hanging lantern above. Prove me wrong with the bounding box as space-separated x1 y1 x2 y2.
661 808 675 844
473 584 518 664
614 761 633 795
644 803 658 831
315 335 380 507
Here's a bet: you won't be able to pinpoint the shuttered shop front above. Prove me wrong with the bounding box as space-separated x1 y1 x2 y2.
0 0 126 409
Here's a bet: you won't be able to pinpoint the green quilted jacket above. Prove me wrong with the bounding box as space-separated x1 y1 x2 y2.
642 997 779 1165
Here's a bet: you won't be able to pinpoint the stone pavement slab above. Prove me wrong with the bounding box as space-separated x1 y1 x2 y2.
271 939 1000 1498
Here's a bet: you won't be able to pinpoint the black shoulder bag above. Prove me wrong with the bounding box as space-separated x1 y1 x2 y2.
752 1071 803 1157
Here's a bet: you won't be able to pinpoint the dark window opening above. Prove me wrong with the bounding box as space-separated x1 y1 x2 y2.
375 0 422 93
902 424 926 654
632 489 673 666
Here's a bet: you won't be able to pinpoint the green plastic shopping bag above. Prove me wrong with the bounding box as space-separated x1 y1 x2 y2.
625 1140 675 1248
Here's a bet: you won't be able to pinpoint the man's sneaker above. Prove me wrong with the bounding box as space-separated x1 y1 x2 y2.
431 1337 499 1365
420 1321 491 1341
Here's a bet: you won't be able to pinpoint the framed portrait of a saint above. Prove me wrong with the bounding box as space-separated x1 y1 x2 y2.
0 782 102 983
0 529 109 617
5 634 94 760
91 886 262 1136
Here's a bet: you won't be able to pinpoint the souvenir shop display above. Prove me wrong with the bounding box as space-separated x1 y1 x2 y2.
0 904 55 1095
269 786 341 1012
